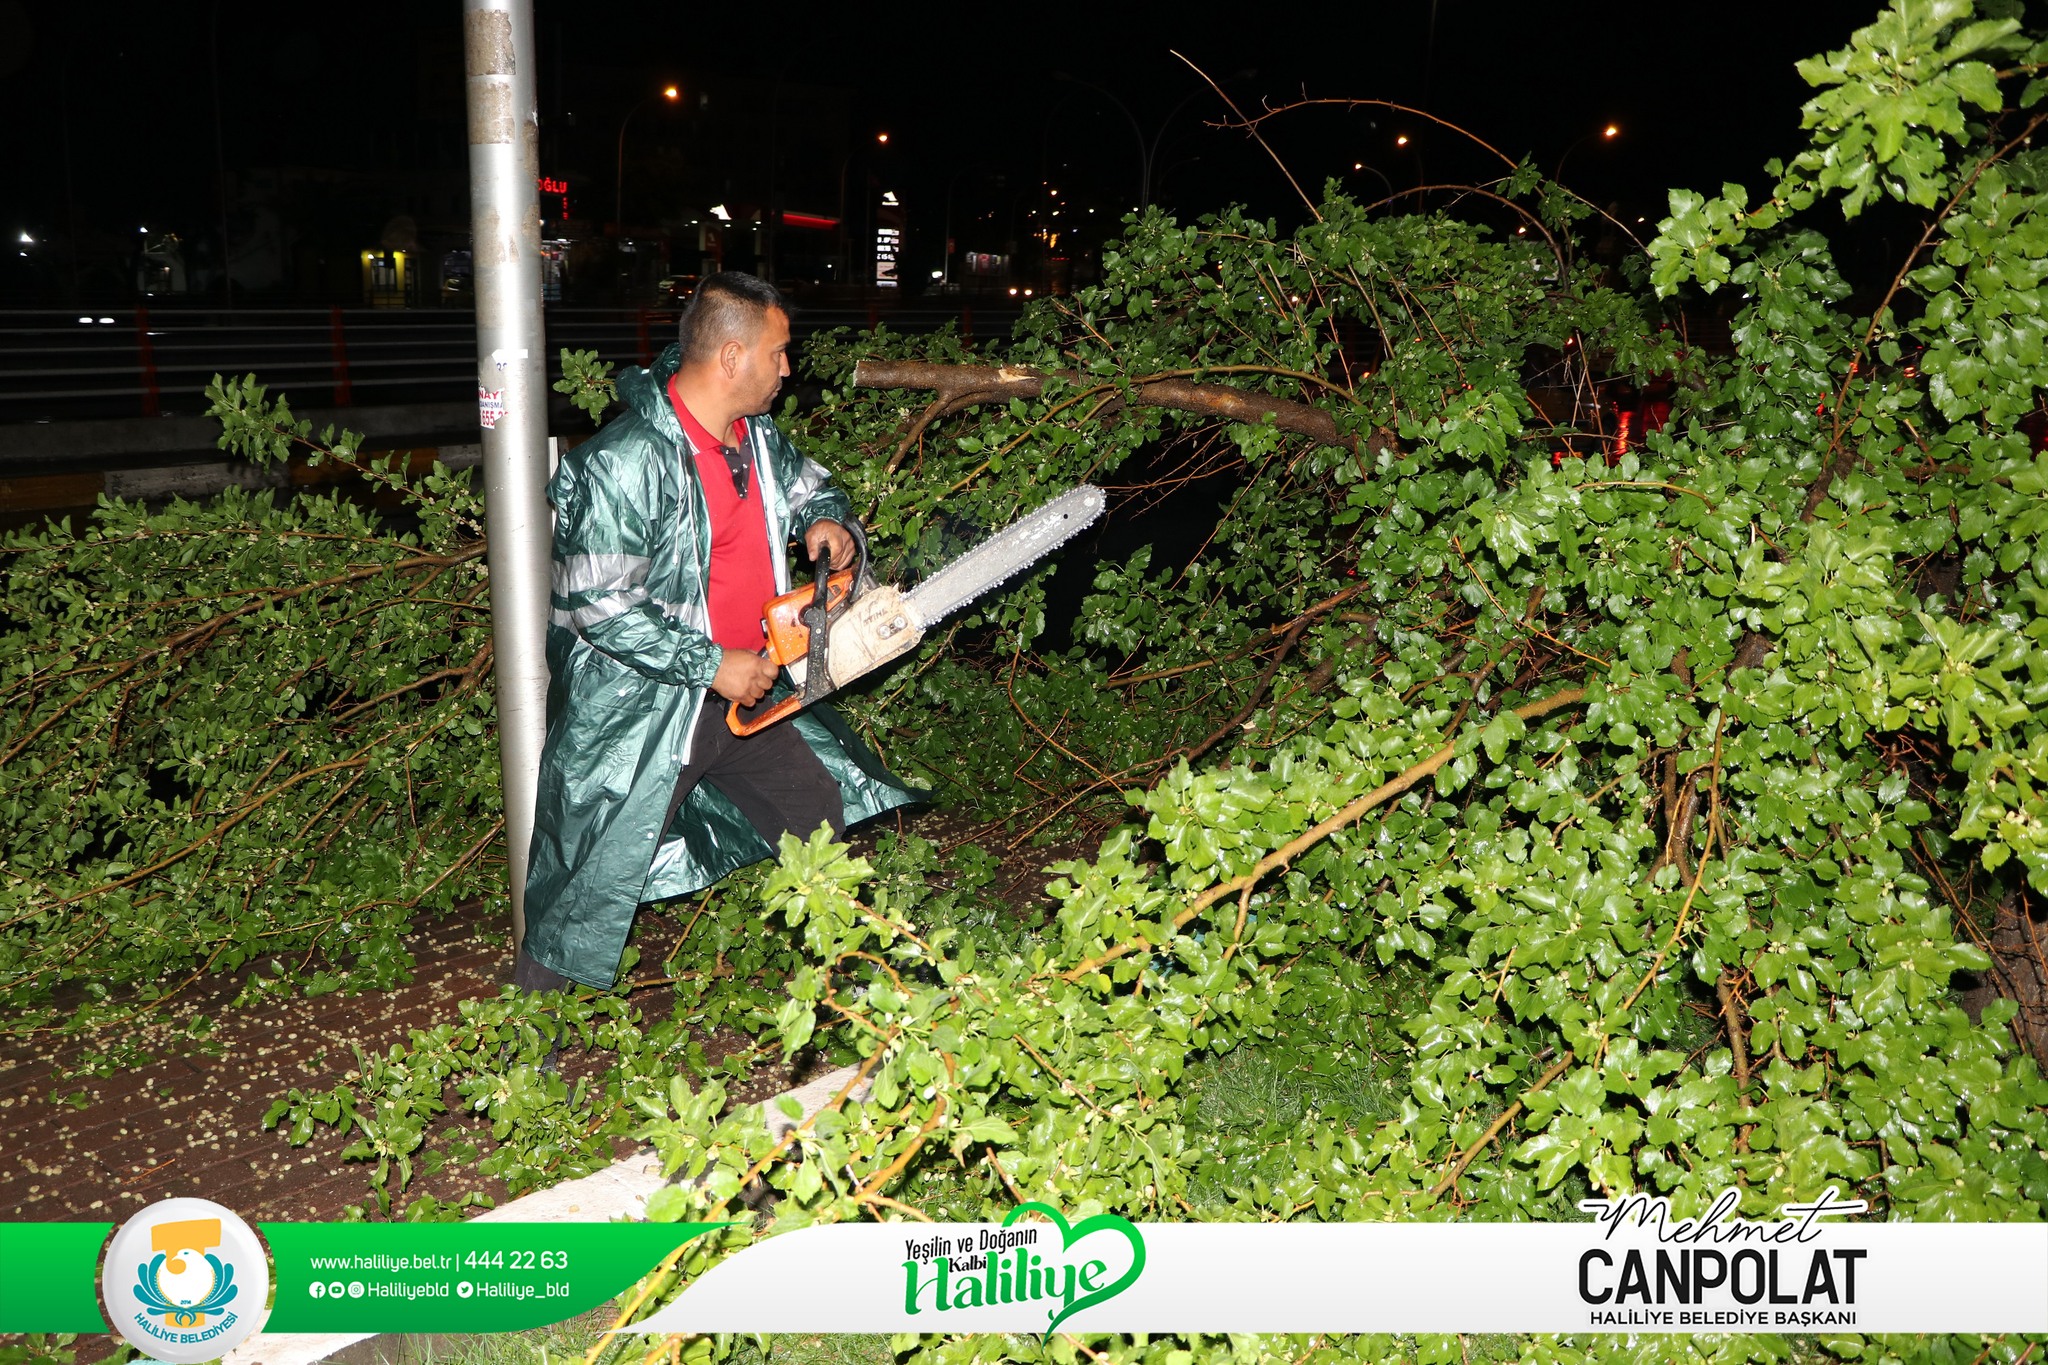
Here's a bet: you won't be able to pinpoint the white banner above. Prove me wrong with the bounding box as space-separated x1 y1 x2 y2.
634 1193 2048 1336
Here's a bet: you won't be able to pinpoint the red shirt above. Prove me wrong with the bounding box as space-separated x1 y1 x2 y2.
668 375 774 653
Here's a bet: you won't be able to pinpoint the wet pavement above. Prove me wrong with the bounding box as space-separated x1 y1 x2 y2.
0 906 776 1227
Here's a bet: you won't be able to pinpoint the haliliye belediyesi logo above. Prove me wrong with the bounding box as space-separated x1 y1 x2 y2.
902 1202 1148 1335
102 1197 271 1364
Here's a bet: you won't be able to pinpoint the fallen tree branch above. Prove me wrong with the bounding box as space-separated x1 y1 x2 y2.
885 389 993 475
855 1052 957 1201
1718 970 1752 1098
1111 580 1374 687
1428 715 1733 1194
853 360 1381 456
44 754 375 909
1 543 487 768
333 640 494 722
703 1029 899 1225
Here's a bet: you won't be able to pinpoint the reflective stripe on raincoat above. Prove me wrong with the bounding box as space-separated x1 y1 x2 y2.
521 343 919 987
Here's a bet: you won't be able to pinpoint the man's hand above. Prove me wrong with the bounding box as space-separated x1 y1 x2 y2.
712 648 778 707
804 519 856 573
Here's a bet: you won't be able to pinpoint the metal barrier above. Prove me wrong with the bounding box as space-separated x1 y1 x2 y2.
0 302 1014 423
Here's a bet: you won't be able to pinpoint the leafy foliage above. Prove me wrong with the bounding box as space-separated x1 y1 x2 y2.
261 986 672 1215
0 383 501 1030
614 5 2048 1360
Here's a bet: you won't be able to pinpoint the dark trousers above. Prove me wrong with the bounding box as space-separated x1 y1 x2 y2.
659 700 845 849
514 701 844 995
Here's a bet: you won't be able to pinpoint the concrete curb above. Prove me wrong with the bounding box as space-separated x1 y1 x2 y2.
225 1063 864 1365
100 446 483 503
0 404 482 468
0 444 489 521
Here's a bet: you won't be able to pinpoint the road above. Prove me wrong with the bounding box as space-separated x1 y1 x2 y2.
0 299 1020 428
0 299 1019 526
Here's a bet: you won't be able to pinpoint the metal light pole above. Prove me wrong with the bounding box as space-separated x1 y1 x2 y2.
1556 124 1621 184
1051 73 1252 212
1052 74 1146 209
835 132 888 290
615 85 680 232
941 169 966 289
463 0 551 947
209 1 233 307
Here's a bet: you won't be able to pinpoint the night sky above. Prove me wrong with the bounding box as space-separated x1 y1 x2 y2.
0 0 1898 299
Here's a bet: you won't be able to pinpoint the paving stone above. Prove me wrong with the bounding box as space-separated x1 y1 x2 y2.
0 906 775 1229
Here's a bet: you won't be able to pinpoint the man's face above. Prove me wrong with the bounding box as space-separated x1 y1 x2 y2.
731 306 792 417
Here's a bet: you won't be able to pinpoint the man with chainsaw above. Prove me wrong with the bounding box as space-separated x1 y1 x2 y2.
514 272 919 993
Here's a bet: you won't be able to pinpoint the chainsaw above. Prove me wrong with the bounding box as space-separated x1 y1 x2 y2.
728 484 1107 736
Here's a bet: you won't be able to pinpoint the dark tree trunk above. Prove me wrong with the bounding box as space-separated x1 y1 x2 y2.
1958 884 2048 1065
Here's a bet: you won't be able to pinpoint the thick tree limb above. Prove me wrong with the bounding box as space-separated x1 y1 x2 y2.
853 359 1377 456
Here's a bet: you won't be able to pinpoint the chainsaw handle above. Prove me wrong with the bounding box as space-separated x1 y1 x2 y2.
729 527 872 736
813 519 869 593
725 540 858 737
727 688 805 737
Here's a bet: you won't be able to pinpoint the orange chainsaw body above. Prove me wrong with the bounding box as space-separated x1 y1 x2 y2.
727 567 858 736
758 566 857 667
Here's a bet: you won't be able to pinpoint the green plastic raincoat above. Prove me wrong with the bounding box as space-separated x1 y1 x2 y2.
522 343 918 987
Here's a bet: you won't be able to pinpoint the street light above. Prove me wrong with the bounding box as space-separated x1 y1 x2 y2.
1555 123 1620 184
1050 71 1253 211
840 132 889 221
1391 133 1428 202
837 131 893 283
1349 161 1395 201
615 84 681 231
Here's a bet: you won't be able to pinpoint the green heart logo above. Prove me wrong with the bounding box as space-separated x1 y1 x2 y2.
1003 1202 1147 1336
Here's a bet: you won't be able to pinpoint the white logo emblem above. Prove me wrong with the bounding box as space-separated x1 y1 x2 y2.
103 1198 270 1363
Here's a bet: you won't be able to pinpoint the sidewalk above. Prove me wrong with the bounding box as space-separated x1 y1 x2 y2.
0 908 771 1227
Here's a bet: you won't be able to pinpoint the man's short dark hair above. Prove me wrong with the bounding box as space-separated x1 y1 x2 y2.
676 272 789 366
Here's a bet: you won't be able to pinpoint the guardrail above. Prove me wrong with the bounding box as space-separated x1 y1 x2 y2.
0 302 1018 423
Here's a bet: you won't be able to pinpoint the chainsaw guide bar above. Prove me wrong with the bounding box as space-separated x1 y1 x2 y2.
728 484 1106 736
900 483 1109 629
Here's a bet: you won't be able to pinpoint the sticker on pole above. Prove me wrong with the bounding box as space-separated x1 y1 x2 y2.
479 386 506 430
102 1197 270 1362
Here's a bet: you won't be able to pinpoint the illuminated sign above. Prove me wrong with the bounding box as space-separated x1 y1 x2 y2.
875 189 904 288
538 176 570 219
874 226 901 287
